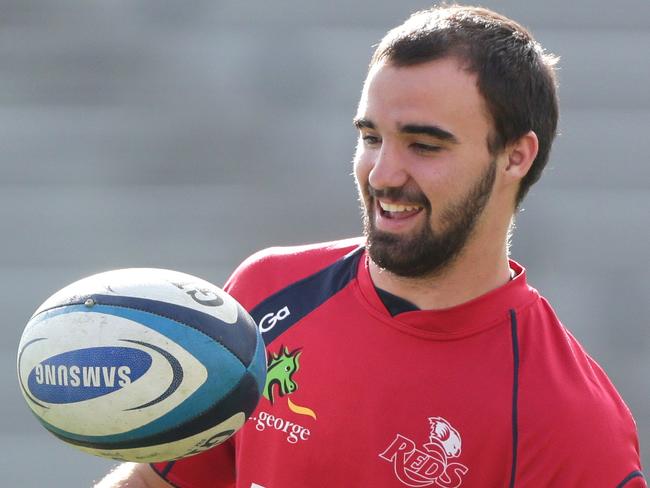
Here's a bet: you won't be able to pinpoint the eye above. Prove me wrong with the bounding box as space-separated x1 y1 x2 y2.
361 134 381 146
411 142 442 153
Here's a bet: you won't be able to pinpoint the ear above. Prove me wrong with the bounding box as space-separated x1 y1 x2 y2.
503 130 539 182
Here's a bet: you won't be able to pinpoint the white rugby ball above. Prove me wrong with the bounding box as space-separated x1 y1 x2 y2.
16 268 266 462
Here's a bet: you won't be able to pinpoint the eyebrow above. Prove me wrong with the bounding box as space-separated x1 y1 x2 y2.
353 118 458 144
353 117 375 130
400 124 459 144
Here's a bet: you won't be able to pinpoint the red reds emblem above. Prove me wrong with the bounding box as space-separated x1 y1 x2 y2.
379 417 468 488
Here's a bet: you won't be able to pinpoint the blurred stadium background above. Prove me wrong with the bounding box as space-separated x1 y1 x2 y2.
2 1 647 485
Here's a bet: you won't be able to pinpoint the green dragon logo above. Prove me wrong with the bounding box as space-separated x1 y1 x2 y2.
263 346 301 405
262 345 317 420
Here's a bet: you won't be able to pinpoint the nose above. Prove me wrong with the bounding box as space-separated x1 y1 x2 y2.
367 142 410 190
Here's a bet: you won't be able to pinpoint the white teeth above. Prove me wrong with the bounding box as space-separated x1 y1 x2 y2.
379 201 421 212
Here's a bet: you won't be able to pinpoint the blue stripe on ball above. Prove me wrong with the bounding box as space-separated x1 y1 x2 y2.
92 294 258 366
36 293 258 366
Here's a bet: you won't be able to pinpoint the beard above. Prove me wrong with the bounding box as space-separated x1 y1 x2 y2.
360 158 497 278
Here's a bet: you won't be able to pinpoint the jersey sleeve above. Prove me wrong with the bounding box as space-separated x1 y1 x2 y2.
518 330 646 486
516 408 646 487
620 473 648 487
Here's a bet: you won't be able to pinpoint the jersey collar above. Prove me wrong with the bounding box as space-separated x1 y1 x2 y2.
355 251 539 339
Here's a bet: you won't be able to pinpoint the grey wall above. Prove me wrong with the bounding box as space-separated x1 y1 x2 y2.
2 1 648 485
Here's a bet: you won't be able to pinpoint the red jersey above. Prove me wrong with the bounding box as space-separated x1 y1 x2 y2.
153 238 645 487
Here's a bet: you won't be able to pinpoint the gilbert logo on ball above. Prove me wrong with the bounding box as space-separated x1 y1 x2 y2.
16 268 266 462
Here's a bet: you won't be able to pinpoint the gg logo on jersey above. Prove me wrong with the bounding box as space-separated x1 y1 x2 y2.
258 306 291 333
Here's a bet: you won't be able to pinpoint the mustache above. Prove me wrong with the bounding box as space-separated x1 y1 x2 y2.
367 185 430 208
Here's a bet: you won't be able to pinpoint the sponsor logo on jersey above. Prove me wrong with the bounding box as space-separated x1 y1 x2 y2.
379 417 469 488
249 345 316 444
258 306 291 333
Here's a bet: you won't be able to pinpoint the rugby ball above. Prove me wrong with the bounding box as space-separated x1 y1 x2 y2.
16 268 266 462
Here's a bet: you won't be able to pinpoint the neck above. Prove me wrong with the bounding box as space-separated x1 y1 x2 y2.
369 238 512 311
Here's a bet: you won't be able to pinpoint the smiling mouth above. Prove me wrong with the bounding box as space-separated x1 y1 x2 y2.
377 200 424 220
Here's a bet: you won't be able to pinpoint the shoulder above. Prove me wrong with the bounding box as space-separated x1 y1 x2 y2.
518 295 636 428
516 297 643 484
223 237 364 310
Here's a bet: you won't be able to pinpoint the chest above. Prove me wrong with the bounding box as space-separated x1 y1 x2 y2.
234 296 516 488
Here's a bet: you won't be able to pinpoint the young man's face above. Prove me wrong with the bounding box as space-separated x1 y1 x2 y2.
353 57 502 278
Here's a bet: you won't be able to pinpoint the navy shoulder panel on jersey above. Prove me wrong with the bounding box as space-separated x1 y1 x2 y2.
250 246 364 345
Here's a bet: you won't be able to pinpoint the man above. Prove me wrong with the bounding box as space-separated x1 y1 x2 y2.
97 5 645 487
